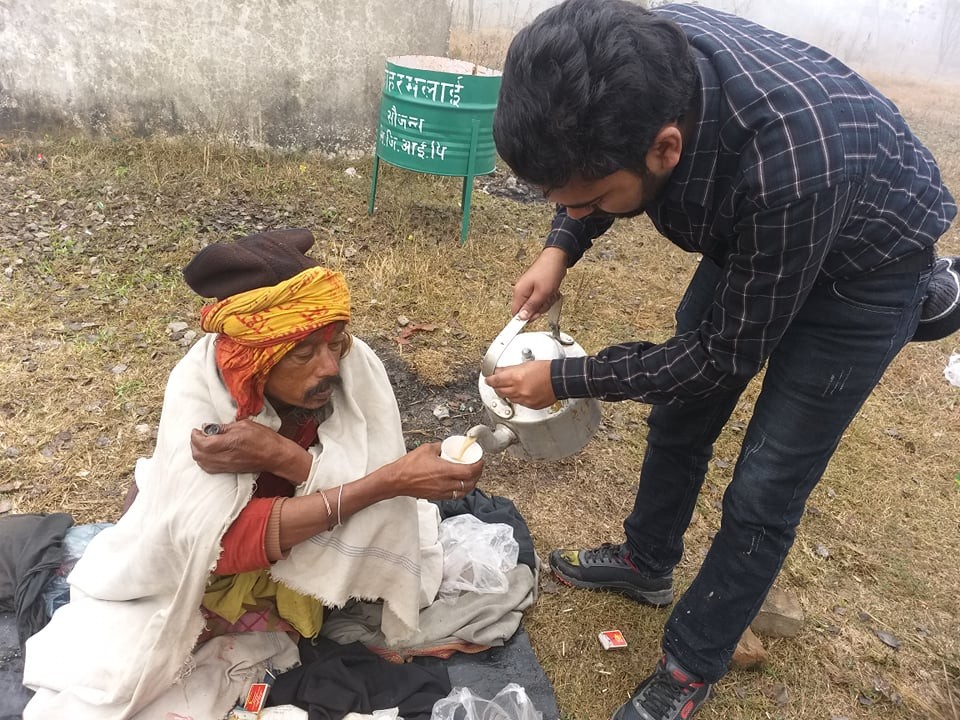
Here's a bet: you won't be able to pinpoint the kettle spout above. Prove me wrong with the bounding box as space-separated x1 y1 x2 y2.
466 423 518 454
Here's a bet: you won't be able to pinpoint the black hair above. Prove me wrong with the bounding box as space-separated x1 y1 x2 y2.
493 0 698 188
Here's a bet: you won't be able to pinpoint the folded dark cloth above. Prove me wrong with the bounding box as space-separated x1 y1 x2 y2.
269 636 451 720
0 513 74 646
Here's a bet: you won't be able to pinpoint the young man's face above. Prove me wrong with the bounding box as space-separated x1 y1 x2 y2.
264 321 346 411
545 168 668 221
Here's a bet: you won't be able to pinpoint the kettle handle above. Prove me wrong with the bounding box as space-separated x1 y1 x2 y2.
481 297 566 377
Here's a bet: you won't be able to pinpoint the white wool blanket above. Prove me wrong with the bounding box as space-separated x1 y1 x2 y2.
23 334 441 719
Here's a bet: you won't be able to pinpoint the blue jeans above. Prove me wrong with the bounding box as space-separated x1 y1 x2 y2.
623 255 932 682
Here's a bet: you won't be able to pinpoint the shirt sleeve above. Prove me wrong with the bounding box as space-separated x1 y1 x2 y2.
213 497 277 575
544 207 615 266
551 184 853 403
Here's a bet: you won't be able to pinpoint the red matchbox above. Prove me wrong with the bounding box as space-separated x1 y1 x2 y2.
598 629 628 649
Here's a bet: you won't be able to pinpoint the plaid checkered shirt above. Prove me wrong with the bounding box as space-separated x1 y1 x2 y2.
548 4 957 403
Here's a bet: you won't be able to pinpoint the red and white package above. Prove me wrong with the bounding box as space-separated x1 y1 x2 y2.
598 629 628 649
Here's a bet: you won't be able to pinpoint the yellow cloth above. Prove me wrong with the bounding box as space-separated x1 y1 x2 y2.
198 266 351 419
203 571 325 638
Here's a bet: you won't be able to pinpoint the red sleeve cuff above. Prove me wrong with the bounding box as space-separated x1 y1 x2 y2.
213 498 276 575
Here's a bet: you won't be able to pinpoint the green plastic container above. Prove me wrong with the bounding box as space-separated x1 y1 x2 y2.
368 56 502 243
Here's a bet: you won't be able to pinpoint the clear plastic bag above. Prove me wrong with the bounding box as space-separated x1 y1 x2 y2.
430 684 542 720
437 515 519 598
945 352 960 387
42 522 113 618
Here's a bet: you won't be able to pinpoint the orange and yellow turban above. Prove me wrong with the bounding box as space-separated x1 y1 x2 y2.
200 267 351 419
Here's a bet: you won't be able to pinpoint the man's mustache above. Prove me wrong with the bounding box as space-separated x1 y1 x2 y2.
307 375 343 397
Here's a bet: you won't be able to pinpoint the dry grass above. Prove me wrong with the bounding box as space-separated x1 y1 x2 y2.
1 70 959 720
448 26 514 71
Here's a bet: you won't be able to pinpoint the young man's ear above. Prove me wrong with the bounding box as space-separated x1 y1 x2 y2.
645 125 684 174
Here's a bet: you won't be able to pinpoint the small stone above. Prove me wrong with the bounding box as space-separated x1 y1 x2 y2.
730 627 768 670
397 315 410 327
344 167 358 176
764 683 789 706
814 543 832 558
432 404 451 421
874 630 901 649
4 447 20 458
135 424 152 438
111 364 128 375
4 267 12 278
179 330 198 346
751 586 804 638
167 321 188 334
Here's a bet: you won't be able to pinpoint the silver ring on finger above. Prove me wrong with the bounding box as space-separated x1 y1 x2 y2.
459 480 465 493
452 489 458 500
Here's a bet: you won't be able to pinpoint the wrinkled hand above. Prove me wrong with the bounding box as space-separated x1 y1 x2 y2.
190 419 293 476
390 443 483 501
512 247 568 320
484 360 556 410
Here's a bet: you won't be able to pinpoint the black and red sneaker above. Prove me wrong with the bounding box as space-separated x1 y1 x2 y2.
548 542 673 606
913 256 960 342
610 654 713 720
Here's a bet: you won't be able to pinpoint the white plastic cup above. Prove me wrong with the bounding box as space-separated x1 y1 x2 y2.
440 435 483 464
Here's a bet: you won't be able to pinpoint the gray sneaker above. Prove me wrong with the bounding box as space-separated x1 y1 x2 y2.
548 542 674 606
913 256 960 341
610 654 713 720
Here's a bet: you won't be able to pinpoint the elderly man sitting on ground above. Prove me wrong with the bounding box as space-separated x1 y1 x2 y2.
22 229 483 719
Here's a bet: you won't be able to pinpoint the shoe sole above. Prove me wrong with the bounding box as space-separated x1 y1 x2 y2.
550 565 674 607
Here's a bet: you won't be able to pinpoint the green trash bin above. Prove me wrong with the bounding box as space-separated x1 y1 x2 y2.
367 56 502 244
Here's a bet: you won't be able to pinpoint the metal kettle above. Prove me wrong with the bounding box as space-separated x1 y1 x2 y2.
466 300 601 461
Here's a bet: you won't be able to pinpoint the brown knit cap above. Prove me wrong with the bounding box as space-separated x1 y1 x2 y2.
183 228 320 300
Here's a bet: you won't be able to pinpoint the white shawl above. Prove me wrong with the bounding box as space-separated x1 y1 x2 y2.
23 334 441 720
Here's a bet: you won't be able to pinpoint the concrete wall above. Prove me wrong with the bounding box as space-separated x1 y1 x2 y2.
0 0 452 152
450 0 960 82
